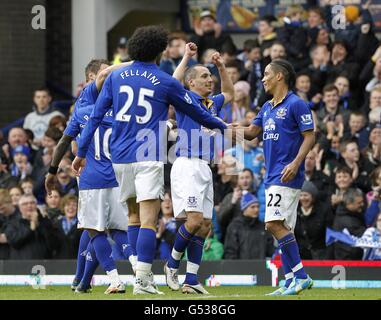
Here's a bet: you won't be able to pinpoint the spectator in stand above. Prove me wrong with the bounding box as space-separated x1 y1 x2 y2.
364 125 381 167
334 75 358 111
31 127 62 202
338 140 374 193
23 88 64 146
225 61 241 85
213 155 237 210
219 80 251 123
316 84 349 137
362 84 381 115
295 181 333 260
257 15 278 59
202 227 224 260
3 194 56 259
302 44 330 94
9 146 32 182
160 33 196 75
342 112 370 151
56 157 78 196
8 186 23 207
329 166 354 211
52 194 81 259
306 6 326 46
2 127 30 165
354 18 379 68
224 191 274 259
237 39 258 66
242 40 265 107
327 40 360 90
190 10 235 60
45 190 62 221
262 41 286 67
277 5 309 71
0 189 21 259
304 149 332 200
112 36 130 64
20 177 34 196
333 188 368 260
218 168 256 242
295 72 323 111
0 152 18 189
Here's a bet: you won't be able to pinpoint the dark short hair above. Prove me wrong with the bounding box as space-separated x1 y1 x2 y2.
242 168 254 178
335 165 352 176
269 59 296 88
85 59 110 81
128 25 169 62
323 83 339 95
243 39 260 52
225 60 240 71
34 87 51 96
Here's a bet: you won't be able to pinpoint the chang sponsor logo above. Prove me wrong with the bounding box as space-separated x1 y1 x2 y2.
263 118 279 141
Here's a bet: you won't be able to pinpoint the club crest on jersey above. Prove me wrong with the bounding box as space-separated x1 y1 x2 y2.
301 114 313 125
187 196 197 207
264 118 276 131
273 209 282 216
184 92 192 104
276 107 287 119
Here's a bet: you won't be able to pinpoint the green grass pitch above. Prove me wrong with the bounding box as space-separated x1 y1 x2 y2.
0 286 379 300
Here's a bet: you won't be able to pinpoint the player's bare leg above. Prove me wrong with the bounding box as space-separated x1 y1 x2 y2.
127 197 140 273
164 211 203 291
133 199 164 295
182 218 211 294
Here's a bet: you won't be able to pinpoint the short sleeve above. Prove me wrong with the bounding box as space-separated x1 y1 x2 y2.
292 100 314 132
211 94 225 112
252 106 265 128
63 108 80 138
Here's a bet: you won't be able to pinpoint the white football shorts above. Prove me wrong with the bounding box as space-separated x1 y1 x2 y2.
112 161 164 203
78 187 128 232
171 157 213 219
264 185 301 231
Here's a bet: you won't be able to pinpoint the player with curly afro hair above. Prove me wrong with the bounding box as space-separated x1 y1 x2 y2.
128 25 169 63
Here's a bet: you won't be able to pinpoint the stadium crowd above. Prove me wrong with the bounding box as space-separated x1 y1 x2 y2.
1 3 381 261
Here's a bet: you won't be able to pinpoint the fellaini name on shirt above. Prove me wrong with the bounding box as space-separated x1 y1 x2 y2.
119 69 161 86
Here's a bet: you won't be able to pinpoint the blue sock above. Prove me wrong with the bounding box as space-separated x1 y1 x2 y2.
167 224 194 269
80 242 99 288
136 227 156 264
110 230 134 260
91 233 116 272
278 233 307 280
74 230 90 282
128 225 140 256
280 249 293 287
185 235 204 285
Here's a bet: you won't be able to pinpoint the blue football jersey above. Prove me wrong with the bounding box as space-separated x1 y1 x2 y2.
76 81 98 108
76 61 227 163
252 91 314 189
64 104 118 191
174 91 225 161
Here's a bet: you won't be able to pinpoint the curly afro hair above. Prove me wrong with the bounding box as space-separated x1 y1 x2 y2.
128 25 169 62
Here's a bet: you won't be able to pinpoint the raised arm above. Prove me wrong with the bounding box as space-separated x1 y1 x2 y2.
168 79 228 132
96 61 134 91
211 52 234 105
173 43 197 81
